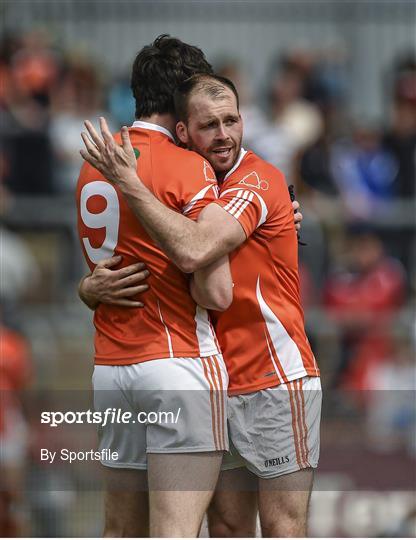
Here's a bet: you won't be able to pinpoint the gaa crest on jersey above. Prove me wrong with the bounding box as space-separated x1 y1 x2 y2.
203 161 217 183
238 171 269 191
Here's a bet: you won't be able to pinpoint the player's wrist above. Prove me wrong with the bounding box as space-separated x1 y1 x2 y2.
117 171 142 195
79 275 99 310
119 174 152 211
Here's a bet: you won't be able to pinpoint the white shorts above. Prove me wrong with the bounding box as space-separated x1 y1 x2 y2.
93 355 228 469
222 376 322 479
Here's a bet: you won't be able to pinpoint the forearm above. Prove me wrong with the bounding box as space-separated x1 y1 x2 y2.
190 256 233 311
78 274 99 310
118 173 229 272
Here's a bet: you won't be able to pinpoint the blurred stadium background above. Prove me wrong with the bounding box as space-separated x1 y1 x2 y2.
1 0 415 537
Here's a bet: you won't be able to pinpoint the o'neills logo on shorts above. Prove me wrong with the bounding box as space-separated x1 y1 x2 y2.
264 456 289 467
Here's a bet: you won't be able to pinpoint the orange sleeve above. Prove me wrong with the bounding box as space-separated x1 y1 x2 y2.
214 166 291 238
213 186 268 238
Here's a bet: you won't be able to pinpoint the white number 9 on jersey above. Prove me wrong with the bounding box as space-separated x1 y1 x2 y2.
80 181 120 264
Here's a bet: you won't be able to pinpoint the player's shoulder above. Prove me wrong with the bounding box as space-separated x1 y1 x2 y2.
169 144 207 166
243 151 286 183
230 150 286 194
162 144 217 183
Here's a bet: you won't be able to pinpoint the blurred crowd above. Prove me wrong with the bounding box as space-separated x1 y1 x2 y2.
0 29 415 537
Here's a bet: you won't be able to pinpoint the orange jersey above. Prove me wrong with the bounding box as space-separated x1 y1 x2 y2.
211 149 319 395
76 121 220 365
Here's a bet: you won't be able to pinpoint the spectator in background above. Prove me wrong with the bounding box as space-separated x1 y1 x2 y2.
330 123 399 220
0 320 32 536
381 53 416 276
0 33 21 108
299 112 340 200
300 51 414 210
298 47 349 200
0 31 58 195
383 52 416 199
8 30 59 108
364 334 415 456
299 51 415 284
285 49 350 294
0 159 41 317
324 226 406 388
0 225 41 310
296 89 344 296
50 56 115 192
243 51 323 180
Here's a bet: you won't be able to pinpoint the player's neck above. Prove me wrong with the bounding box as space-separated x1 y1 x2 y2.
137 114 176 138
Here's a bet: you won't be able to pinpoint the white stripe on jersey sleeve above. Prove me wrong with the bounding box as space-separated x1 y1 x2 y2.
220 188 268 228
223 190 251 216
228 195 248 216
227 190 251 216
183 184 218 215
223 189 244 212
234 192 254 218
223 196 240 213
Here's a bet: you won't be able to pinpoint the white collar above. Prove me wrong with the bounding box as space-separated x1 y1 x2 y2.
131 120 175 142
224 148 248 180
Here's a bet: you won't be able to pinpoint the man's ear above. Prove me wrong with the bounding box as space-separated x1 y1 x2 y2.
176 121 189 145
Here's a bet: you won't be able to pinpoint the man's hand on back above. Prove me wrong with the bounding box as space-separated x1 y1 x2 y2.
292 200 303 231
78 255 149 310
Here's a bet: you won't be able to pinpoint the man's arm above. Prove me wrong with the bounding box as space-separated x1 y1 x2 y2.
78 256 233 312
117 182 244 273
78 273 98 310
78 256 149 310
102 169 243 273
81 118 303 274
81 118 246 273
191 255 233 311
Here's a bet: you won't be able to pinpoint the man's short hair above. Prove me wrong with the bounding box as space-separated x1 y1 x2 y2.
131 34 213 119
174 73 240 122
